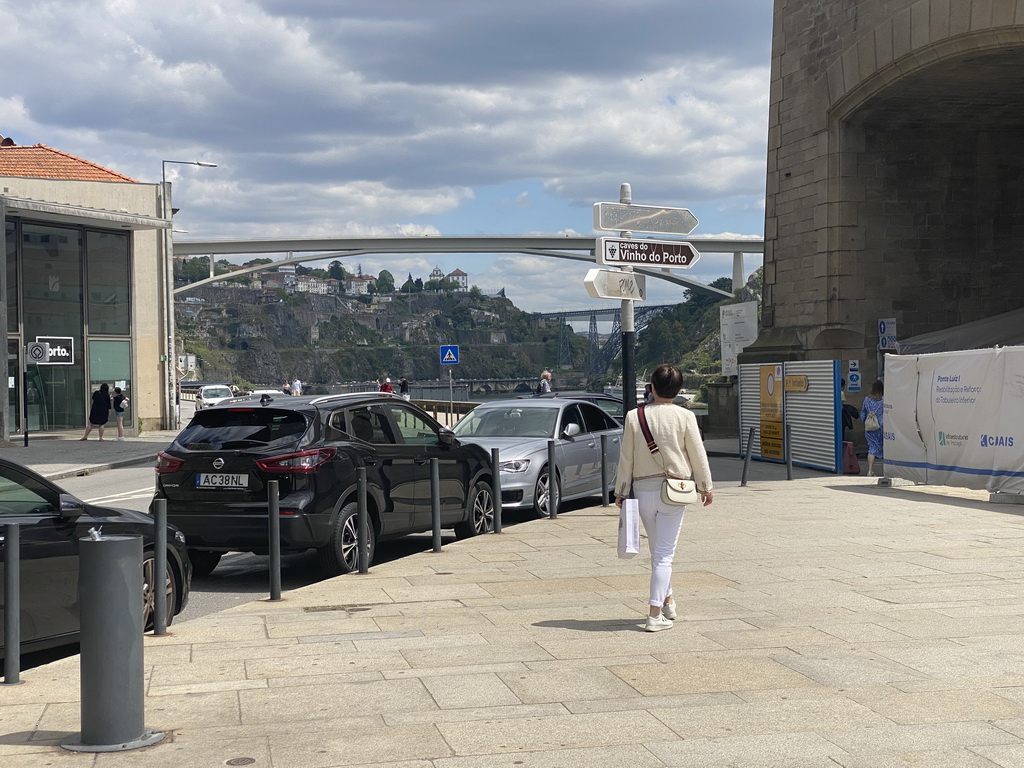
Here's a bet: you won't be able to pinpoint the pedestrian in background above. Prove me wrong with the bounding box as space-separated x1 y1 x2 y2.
398 376 411 401
80 383 111 441
291 376 302 396
112 387 129 441
378 377 394 393
614 364 714 632
861 379 885 476
282 380 291 396
537 370 552 394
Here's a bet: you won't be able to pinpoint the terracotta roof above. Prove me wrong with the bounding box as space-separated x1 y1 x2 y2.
0 143 137 183
448 269 467 276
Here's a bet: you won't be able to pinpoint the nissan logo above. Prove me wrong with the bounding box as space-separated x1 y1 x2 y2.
212 458 225 469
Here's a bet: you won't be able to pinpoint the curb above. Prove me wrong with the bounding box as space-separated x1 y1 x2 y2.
42 453 160 482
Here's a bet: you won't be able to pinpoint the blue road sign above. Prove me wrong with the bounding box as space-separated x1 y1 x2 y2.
440 345 460 365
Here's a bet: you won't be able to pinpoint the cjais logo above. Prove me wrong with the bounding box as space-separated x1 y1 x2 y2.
980 434 1014 448
938 431 967 447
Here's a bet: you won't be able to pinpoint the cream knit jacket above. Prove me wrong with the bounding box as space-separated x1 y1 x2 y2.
614 403 714 499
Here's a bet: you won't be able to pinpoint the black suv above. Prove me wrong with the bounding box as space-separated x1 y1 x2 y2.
154 392 494 576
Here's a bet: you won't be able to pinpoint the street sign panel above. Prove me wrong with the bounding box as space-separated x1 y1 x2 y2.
584 268 646 301
597 237 701 268
34 336 73 365
26 341 50 364
440 345 459 365
593 202 698 235
878 318 897 350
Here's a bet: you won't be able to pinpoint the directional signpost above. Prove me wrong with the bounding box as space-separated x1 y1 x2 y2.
593 202 698 236
589 186 700 421
597 237 701 268
584 268 646 301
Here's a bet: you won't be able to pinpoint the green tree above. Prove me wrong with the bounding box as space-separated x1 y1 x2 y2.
376 269 395 293
328 261 347 280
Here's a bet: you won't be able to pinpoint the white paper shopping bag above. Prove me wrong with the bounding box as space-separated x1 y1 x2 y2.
617 498 640 559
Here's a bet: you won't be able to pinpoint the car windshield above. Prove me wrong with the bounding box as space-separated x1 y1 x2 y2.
453 406 557 438
175 408 309 450
202 386 233 399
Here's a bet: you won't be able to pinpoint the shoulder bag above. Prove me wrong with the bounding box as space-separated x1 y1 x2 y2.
637 405 699 506
864 409 880 432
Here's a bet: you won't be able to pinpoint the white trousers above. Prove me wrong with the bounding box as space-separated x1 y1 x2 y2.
635 486 686 608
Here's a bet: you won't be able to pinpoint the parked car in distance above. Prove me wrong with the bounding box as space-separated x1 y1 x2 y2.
452 399 621 517
0 458 191 661
153 392 494 576
195 384 236 410
518 391 625 425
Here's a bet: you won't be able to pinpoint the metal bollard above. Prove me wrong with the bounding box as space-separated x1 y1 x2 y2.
268 480 282 601
3 523 22 685
547 439 558 519
431 458 442 552
61 534 164 752
491 448 502 533
740 426 755 487
786 422 793 480
152 500 168 635
357 467 369 574
600 434 610 507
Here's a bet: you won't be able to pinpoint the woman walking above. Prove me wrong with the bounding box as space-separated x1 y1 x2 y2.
861 379 885 476
80 383 112 441
614 364 714 632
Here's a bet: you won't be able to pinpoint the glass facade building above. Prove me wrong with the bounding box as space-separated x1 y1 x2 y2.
5 219 134 432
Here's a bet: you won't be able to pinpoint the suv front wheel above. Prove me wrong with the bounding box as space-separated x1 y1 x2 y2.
318 501 375 575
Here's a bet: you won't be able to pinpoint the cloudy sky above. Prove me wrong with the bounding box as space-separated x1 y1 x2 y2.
1 0 773 313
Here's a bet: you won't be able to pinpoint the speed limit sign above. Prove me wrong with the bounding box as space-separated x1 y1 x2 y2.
26 341 50 363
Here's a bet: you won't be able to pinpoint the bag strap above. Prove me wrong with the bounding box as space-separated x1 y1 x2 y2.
636 406 665 468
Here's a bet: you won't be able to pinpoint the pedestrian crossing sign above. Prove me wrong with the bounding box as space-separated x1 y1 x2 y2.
440 345 459 365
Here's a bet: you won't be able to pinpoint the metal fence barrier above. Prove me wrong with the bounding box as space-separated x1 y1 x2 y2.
357 467 369 574
268 481 282 601
431 458 442 553
547 440 558 519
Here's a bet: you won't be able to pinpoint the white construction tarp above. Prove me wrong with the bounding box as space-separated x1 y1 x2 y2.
885 346 1024 493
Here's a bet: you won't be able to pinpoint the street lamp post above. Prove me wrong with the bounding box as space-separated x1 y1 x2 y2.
161 160 216 429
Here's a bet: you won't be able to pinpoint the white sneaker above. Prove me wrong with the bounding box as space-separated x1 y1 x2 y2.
662 601 677 620
645 614 673 632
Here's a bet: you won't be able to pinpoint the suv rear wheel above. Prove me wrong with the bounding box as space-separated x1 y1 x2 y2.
318 501 375 575
455 481 494 539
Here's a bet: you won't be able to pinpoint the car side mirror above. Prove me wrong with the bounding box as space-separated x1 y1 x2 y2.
439 429 457 446
562 423 581 438
59 493 85 519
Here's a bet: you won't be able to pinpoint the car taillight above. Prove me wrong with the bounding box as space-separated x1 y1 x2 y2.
256 447 337 473
156 451 184 474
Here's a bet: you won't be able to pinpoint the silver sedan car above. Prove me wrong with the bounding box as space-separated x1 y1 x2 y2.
452 399 621 516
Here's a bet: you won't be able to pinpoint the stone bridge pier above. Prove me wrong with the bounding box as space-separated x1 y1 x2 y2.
744 1 1024 383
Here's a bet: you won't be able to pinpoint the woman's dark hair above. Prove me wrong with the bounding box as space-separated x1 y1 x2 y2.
870 379 884 397
99 383 109 393
651 364 683 399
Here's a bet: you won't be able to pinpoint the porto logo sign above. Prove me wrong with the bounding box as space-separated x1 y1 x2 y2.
35 336 74 365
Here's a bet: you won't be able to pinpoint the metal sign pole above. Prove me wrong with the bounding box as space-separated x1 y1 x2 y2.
448 368 453 426
619 183 637 419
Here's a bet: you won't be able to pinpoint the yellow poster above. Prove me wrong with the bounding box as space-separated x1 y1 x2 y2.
759 364 784 459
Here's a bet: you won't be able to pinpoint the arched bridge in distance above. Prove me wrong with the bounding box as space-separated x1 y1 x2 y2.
171 235 763 376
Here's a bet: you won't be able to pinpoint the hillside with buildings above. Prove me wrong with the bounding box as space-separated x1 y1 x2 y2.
174 260 589 390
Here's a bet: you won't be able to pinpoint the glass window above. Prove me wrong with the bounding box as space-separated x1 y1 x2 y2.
0 464 58 516
174 408 308 450
559 404 586 434
86 231 130 334
383 403 438 444
347 407 396 444
22 224 84 430
580 403 618 433
89 340 132 429
5 220 16 330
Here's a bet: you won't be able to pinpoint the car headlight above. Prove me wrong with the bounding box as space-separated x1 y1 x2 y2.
499 459 531 473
